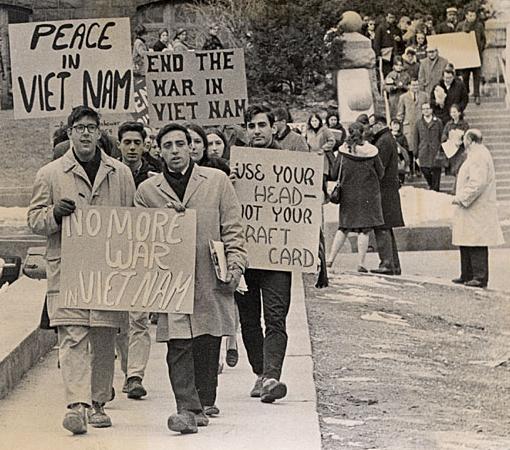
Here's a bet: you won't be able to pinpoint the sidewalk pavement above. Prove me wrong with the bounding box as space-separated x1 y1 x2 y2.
0 275 321 450
328 248 510 293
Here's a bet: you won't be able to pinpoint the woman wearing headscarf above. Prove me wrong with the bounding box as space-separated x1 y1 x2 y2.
172 28 192 52
326 122 384 272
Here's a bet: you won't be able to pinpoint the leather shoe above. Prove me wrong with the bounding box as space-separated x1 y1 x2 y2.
226 348 239 367
370 267 395 275
126 377 147 399
167 411 198 434
260 378 287 403
464 279 486 288
475 96 481 105
451 277 465 285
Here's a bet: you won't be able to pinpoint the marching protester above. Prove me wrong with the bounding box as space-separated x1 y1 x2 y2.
397 79 428 178
206 127 230 160
384 56 411 119
374 12 404 76
134 123 247 434
402 47 420 80
132 24 149 77
273 107 309 152
325 110 347 153
234 105 291 404
456 7 486 105
441 104 470 180
115 122 153 399
412 31 428 61
390 119 411 185
418 44 449 97
305 112 336 200
152 28 172 52
172 28 192 52
430 67 468 125
142 126 162 173
415 102 445 191
326 122 384 272
369 116 405 275
451 129 504 288
202 23 224 50
436 7 459 34
27 106 136 434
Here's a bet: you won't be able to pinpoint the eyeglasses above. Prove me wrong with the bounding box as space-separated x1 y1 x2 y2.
72 124 98 134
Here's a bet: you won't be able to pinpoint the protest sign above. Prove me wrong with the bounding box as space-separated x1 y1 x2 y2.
146 48 248 127
230 147 323 272
9 18 133 119
59 207 196 313
427 32 481 70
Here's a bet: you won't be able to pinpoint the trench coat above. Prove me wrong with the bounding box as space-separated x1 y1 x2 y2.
134 165 247 341
27 149 135 327
452 144 504 247
371 128 405 229
397 90 429 153
418 55 449 97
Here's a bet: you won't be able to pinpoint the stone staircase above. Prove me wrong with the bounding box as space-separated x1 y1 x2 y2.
407 95 510 202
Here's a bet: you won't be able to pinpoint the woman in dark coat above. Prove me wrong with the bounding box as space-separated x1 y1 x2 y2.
441 104 470 180
326 122 384 272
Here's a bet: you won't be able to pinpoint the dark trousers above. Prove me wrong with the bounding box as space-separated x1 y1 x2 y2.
374 228 401 273
166 334 221 412
421 167 441 191
459 246 489 286
461 67 481 97
235 269 292 380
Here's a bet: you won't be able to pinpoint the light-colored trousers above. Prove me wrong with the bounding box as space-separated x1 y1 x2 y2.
58 325 116 406
116 312 151 380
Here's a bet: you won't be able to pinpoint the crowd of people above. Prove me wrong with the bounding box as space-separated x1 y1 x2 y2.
26 3 504 438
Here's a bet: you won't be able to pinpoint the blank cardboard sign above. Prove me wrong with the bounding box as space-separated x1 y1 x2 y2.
427 32 481 70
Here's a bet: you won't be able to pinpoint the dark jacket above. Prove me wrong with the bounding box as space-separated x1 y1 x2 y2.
436 21 457 34
456 20 486 58
371 127 405 228
335 144 385 230
430 77 469 124
374 20 403 57
414 116 444 168
202 35 224 51
152 40 167 52
132 158 153 188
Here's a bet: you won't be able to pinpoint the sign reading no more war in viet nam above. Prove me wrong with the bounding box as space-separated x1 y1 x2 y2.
230 147 323 272
146 49 248 127
59 207 196 314
9 17 133 119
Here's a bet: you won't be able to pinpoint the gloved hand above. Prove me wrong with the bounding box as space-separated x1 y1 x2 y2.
53 198 76 224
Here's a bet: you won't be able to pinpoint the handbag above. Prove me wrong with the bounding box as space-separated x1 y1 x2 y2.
329 155 344 204
22 246 47 279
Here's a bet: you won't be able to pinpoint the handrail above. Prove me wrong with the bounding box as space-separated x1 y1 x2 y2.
497 54 510 109
378 57 391 124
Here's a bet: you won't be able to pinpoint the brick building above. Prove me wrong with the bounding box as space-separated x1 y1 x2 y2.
0 0 209 108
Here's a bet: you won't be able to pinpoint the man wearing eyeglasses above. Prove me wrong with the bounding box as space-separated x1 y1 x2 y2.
27 105 135 435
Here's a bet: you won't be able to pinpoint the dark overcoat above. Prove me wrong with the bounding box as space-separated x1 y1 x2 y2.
371 128 405 228
336 143 384 229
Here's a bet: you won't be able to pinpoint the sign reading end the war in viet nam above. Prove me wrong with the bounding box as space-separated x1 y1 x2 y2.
427 31 481 70
146 48 248 127
9 18 133 119
230 147 323 272
59 207 196 314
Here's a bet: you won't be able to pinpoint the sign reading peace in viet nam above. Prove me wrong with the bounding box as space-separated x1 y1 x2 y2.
9 18 133 119
230 147 323 272
59 207 196 314
145 49 248 127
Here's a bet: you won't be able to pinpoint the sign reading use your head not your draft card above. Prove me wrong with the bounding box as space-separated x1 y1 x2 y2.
230 147 323 272
145 48 248 127
59 207 196 314
9 17 133 119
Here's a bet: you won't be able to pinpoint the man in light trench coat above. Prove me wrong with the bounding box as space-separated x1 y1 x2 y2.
134 123 247 434
27 106 135 434
451 129 504 287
